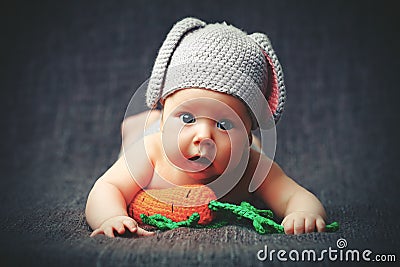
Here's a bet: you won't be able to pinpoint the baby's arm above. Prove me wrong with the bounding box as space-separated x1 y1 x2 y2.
85 140 155 237
255 157 327 234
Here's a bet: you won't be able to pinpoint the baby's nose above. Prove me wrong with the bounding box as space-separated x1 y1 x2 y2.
194 135 215 149
193 121 213 143
199 138 216 160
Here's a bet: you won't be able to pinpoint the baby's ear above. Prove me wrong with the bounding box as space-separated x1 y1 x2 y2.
146 17 206 108
248 33 286 125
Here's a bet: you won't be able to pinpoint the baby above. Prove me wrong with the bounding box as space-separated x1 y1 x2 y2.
85 18 327 237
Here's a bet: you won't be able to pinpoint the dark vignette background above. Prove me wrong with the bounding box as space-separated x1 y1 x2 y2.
1 0 399 266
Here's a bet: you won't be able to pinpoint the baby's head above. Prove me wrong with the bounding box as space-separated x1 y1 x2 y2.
146 17 286 130
143 18 286 184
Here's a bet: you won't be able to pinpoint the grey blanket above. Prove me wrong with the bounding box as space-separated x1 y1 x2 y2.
1 1 399 266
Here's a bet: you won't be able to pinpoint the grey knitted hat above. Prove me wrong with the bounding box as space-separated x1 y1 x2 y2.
146 17 286 128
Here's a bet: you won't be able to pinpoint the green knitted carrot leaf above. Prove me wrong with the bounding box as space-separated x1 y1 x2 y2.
140 200 339 234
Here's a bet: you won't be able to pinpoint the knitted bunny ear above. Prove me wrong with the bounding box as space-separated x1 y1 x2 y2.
249 33 286 124
146 17 206 108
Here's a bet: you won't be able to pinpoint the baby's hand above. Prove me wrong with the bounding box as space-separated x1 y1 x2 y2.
90 215 155 238
281 211 325 234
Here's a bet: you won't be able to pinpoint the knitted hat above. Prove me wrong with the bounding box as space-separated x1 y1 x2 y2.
146 17 286 128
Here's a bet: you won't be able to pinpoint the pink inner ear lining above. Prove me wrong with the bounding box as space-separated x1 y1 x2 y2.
261 50 279 116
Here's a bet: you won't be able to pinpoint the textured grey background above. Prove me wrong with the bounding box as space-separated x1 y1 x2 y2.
1 0 399 266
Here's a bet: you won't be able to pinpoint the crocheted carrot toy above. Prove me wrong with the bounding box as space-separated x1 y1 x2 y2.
128 184 217 225
127 185 339 234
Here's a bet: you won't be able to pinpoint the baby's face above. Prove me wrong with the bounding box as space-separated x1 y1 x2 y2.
160 88 252 181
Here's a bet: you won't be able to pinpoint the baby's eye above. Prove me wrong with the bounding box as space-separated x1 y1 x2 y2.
180 113 196 124
217 119 234 130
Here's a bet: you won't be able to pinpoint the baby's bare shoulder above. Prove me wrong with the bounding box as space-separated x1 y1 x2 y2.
245 148 280 187
143 131 161 148
143 132 163 162
248 148 274 168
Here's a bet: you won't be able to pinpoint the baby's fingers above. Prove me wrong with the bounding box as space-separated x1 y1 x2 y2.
122 219 155 236
294 218 305 234
90 227 116 237
114 221 126 235
136 227 155 236
316 218 326 232
282 218 294 235
90 228 104 237
103 226 116 237
304 217 316 233
122 219 138 233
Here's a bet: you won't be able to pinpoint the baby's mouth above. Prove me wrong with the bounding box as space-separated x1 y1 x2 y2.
188 155 212 166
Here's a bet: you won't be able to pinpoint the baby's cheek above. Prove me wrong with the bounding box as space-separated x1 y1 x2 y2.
229 134 250 153
163 123 189 157
220 136 248 167
218 138 234 157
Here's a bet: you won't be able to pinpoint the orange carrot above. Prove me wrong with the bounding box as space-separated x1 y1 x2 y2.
128 185 217 225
